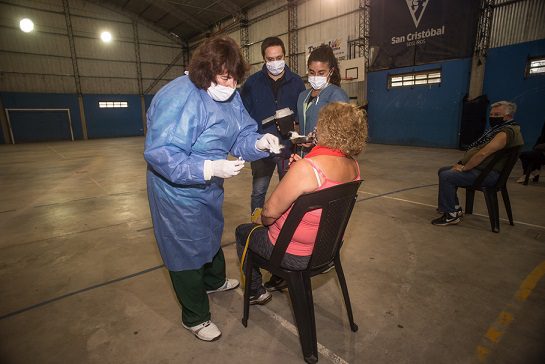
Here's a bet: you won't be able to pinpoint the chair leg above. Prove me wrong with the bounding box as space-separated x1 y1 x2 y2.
287 272 318 364
242 252 253 327
483 190 499 233
492 192 500 232
334 256 358 332
501 188 514 226
465 189 475 214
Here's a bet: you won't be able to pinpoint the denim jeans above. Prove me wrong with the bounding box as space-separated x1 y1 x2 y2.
437 165 499 213
235 223 310 294
251 156 289 212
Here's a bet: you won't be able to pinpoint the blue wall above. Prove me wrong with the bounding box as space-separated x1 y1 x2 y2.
83 94 144 138
367 58 472 148
0 92 153 143
1 92 83 143
483 39 545 150
0 116 4 143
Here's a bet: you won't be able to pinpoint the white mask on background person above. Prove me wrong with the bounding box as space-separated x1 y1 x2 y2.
266 60 285 76
207 82 236 102
308 75 328 90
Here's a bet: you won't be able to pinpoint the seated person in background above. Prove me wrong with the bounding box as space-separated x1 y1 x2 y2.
235 102 367 304
516 120 545 183
432 100 524 226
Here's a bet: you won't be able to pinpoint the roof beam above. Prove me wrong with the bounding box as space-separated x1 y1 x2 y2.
152 0 208 32
85 0 185 44
216 0 243 19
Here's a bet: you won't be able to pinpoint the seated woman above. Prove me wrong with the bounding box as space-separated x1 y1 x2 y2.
235 102 368 304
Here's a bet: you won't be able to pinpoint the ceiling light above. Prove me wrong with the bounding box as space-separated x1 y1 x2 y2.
20 18 34 33
100 31 112 43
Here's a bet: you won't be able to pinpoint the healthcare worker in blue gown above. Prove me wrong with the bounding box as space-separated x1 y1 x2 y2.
144 36 282 342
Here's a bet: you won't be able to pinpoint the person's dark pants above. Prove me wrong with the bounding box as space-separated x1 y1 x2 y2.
437 166 499 213
519 150 545 174
168 248 226 327
235 223 310 294
251 157 289 212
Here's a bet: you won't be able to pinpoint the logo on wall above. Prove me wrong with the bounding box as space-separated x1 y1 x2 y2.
406 0 430 28
305 38 347 65
370 0 479 71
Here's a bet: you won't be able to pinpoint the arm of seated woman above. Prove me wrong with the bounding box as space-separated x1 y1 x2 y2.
260 159 319 226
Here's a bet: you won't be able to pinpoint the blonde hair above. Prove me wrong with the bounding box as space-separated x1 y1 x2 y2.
316 102 368 157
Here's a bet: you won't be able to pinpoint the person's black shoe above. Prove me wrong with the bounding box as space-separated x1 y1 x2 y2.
436 207 463 218
249 290 272 305
264 275 288 292
431 213 461 226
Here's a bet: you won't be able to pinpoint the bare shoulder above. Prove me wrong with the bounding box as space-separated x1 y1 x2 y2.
280 159 318 193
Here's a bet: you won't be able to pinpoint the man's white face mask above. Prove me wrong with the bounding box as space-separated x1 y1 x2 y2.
266 60 285 76
207 82 236 102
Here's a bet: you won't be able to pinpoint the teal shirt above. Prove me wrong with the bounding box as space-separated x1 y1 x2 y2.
296 84 349 135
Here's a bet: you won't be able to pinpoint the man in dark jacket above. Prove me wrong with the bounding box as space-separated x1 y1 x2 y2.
241 37 306 218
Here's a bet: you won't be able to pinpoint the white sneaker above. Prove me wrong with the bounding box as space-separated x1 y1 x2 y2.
206 278 239 294
249 290 272 305
516 174 526 183
182 320 221 341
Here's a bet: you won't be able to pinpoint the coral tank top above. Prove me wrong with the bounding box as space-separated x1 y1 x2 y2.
267 158 360 256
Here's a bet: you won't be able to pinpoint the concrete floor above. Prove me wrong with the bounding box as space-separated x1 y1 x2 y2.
0 137 544 364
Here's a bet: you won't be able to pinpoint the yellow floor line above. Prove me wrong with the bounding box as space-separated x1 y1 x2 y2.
476 260 545 363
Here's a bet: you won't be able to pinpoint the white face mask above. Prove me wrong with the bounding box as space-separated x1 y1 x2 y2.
308 75 328 90
207 82 236 102
266 60 285 76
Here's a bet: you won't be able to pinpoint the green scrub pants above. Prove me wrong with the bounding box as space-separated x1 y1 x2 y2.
168 248 227 327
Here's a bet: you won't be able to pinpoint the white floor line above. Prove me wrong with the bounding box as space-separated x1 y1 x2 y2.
359 190 545 230
47 145 66 159
235 289 349 364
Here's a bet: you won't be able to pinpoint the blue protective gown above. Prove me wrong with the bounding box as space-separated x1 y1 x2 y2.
144 76 268 271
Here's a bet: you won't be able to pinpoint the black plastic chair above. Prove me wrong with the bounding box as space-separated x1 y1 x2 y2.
242 180 363 364
464 146 521 233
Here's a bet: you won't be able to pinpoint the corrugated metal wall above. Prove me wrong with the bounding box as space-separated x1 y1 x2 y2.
0 0 184 94
192 0 361 76
296 0 359 74
2 0 544 96
490 0 545 48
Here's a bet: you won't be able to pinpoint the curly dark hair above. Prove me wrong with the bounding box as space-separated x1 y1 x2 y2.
316 102 367 157
188 36 249 89
307 45 341 86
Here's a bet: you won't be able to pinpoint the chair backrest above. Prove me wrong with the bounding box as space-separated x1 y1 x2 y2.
268 180 363 271
472 146 521 188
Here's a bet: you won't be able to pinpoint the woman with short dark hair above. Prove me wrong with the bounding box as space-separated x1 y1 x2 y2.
144 36 282 342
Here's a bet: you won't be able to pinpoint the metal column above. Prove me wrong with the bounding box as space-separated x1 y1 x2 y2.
240 11 249 63
0 96 12 144
62 0 88 140
468 0 495 99
288 0 298 74
133 21 147 134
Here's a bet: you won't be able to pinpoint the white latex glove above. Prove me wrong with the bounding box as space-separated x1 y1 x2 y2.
203 159 245 180
256 133 283 154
